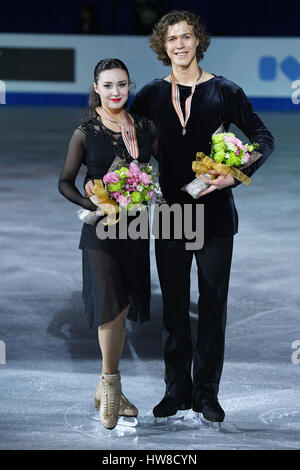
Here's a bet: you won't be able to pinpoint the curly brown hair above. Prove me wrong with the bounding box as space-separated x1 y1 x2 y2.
149 10 211 66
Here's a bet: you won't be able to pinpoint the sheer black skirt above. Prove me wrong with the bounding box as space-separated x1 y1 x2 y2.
80 222 151 329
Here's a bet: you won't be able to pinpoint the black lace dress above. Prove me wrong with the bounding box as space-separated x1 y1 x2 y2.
58 114 157 328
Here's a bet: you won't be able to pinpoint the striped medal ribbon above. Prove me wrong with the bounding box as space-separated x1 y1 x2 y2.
95 106 139 159
171 68 202 136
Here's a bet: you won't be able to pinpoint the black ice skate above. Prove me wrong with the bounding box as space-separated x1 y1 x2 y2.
153 391 191 425
193 396 225 430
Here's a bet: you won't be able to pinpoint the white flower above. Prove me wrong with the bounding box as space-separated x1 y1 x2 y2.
225 152 230 159
241 157 247 164
137 185 143 192
226 143 237 152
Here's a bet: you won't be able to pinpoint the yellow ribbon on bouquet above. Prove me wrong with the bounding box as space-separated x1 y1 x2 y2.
91 179 120 226
192 152 251 186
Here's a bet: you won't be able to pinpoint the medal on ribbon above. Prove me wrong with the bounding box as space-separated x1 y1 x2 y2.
171 68 202 136
95 106 139 159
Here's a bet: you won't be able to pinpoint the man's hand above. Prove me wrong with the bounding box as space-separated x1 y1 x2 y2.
197 170 235 197
85 179 94 197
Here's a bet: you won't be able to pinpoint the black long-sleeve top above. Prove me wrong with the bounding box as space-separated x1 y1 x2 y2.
58 115 158 249
58 115 157 212
130 75 275 239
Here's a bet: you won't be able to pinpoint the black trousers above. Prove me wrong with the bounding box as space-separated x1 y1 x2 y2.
155 236 234 402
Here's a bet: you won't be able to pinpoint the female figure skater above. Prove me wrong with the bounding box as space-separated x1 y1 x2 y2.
58 58 157 430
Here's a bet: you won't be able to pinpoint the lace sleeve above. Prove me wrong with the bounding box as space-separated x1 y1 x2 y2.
58 128 98 211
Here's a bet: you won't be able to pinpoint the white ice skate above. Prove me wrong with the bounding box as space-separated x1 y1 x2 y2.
94 376 138 428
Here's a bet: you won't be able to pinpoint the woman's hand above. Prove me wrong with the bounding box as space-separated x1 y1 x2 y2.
197 170 235 197
85 179 94 197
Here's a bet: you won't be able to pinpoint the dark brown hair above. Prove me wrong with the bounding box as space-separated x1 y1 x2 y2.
149 10 210 66
88 58 130 114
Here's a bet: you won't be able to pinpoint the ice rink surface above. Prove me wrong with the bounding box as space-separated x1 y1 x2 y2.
0 107 299 450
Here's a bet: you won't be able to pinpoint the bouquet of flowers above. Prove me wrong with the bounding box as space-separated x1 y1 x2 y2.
103 159 157 212
182 125 262 199
78 157 161 225
210 132 259 167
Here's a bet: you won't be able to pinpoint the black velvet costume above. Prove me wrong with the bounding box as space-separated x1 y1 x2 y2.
130 75 275 402
131 76 274 239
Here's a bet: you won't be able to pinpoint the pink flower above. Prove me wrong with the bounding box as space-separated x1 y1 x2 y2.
110 191 121 200
224 136 234 145
139 172 151 185
126 176 139 186
126 185 135 192
118 195 131 207
232 137 242 147
129 162 141 176
245 152 250 162
148 190 154 199
224 135 243 147
103 172 120 184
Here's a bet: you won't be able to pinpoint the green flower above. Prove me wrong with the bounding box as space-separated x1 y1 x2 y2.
214 150 225 162
245 143 259 152
213 142 225 152
126 202 135 211
212 134 224 143
131 191 143 203
226 152 241 166
119 167 129 177
108 182 122 192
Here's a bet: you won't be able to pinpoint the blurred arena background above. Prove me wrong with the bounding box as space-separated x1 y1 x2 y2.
1 0 300 108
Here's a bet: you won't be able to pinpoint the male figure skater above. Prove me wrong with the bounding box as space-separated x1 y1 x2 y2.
130 10 274 423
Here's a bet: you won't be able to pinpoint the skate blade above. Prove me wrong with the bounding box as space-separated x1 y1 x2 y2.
195 412 222 431
154 410 188 426
118 416 138 427
90 414 138 428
